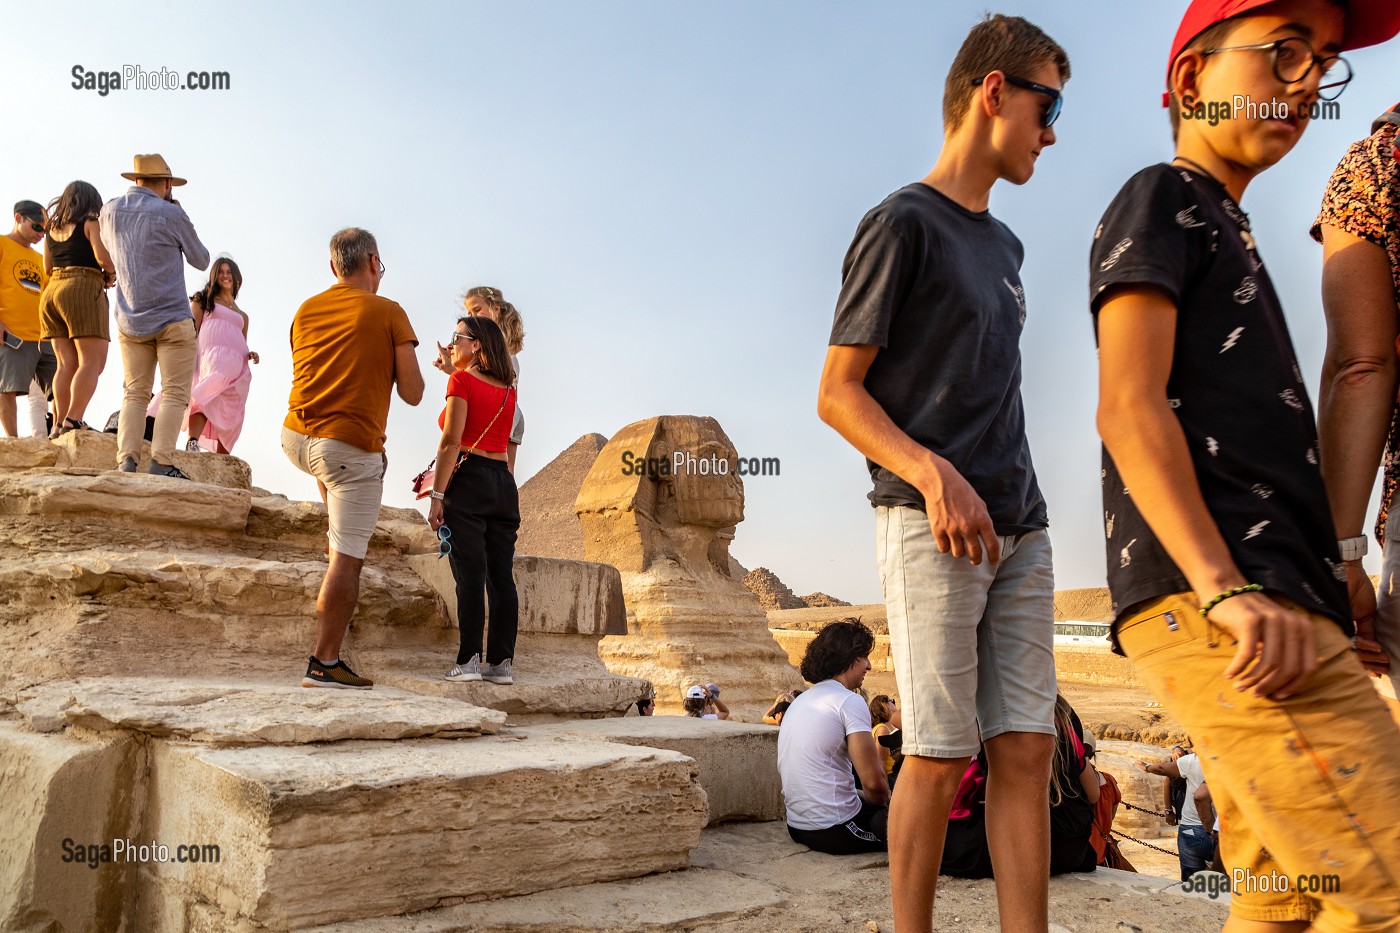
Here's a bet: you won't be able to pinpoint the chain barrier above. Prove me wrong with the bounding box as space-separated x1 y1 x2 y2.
1110 828 1179 858
1120 800 1173 819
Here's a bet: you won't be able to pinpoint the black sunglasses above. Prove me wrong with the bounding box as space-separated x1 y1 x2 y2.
971 73 1063 127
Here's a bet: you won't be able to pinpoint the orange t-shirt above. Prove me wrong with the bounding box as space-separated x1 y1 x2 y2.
284 283 417 453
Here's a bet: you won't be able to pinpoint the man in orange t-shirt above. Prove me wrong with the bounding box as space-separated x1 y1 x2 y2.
282 227 423 690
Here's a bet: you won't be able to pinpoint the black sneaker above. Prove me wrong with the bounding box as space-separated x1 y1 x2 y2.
301 656 374 689
117 456 137 473
146 460 191 480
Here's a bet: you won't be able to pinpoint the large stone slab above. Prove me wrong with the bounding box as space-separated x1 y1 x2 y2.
247 494 436 556
0 435 60 469
52 429 253 490
0 723 143 933
0 470 252 532
407 553 628 636
529 716 783 824
18 678 505 744
375 636 652 724
137 734 708 930
308 868 785 932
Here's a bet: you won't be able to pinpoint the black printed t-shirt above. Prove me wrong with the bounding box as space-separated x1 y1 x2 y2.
830 183 1047 534
1089 163 1349 634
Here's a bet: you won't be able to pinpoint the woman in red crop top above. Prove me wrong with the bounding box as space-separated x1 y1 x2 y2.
426 316 520 685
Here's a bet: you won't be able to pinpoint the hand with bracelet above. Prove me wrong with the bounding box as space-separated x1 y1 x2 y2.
1196 581 1317 700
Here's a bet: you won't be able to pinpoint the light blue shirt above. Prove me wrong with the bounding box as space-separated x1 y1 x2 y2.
99 186 210 337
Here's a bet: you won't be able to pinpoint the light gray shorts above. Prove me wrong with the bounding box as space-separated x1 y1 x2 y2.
877 506 1057 758
281 427 386 560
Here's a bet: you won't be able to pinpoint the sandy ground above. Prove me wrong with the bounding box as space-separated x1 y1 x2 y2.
375 820 1226 932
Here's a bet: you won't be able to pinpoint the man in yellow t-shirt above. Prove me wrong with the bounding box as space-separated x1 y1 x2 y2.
0 201 54 436
282 227 423 690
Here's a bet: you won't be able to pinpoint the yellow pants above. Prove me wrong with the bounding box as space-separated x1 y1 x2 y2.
1119 592 1400 932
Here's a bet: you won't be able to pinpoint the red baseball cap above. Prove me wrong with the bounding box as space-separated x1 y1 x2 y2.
1165 0 1400 99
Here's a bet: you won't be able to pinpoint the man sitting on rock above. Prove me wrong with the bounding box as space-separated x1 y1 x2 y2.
777 619 890 854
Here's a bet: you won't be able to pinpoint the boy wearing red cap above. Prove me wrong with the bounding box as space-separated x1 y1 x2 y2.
1092 0 1400 928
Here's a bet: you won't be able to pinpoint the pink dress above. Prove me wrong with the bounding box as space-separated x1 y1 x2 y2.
149 303 251 452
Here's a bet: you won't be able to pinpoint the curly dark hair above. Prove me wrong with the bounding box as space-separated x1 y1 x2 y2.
800 618 874 684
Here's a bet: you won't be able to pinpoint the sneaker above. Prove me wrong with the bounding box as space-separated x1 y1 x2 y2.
186 437 204 452
481 658 513 685
146 460 191 480
117 456 137 473
302 656 374 689
445 654 482 682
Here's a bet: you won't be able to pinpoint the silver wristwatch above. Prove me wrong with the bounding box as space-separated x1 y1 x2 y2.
430 491 446 502
1338 535 1368 562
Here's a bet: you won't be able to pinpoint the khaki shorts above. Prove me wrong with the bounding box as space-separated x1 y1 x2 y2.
281 427 386 560
1119 592 1400 932
40 267 109 340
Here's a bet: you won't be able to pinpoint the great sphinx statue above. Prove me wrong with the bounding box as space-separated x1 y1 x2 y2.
576 416 800 718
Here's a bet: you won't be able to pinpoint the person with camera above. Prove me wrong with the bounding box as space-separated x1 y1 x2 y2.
0 200 54 438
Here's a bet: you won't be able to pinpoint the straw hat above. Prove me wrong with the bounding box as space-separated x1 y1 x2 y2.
121 153 187 186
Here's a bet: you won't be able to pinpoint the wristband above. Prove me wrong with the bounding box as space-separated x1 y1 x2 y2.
429 491 445 501
1198 583 1263 617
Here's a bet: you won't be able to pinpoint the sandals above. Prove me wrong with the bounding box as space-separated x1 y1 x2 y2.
49 417 94 439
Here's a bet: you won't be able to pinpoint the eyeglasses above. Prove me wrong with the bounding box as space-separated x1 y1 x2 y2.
436 525 452 560
447 332 477 344
971 73 1063 127
1201 37 1352 101
25 221 43 233
375 256 386 277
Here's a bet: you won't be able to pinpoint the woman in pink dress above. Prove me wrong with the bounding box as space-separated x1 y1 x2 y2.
154 256 258 453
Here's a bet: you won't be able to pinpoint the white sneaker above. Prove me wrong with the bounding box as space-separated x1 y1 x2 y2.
186 438 203 452
481 658 513 685
445 654 482 682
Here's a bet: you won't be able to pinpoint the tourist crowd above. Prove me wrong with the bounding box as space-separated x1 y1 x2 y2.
0 157 530 693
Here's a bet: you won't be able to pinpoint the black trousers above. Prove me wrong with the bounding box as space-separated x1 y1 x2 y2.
787 800 888 855
442 455 520 665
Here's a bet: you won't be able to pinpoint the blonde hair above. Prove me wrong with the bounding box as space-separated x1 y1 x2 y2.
464 285 526 355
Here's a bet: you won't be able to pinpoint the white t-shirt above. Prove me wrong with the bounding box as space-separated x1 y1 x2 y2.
777 679 872 830
1177 753 1207 827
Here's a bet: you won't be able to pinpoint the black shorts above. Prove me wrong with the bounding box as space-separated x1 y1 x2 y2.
787 799 888 855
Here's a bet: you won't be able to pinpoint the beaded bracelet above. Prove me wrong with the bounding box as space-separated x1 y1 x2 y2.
1198 583 1263 618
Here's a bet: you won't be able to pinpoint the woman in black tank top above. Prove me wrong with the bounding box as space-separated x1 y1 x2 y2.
42 180 115 436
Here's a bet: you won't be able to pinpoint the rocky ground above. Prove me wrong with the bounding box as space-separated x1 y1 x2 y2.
326 821 1223 932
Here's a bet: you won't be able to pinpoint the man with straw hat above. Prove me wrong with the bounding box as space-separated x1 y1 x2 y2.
99 153 209 478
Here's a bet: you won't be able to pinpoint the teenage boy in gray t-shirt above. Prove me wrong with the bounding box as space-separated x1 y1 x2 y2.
817 14 1068 933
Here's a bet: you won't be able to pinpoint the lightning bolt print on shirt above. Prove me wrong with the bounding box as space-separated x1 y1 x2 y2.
1089 163 1349 634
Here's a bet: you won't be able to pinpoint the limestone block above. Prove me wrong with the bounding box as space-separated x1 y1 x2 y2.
138 734 708 930
18 678 505 745
530 717 783 824
1055 645 1141 687
307 868 785 932
374 635 652 724
407 553 628 636
0 436 60 469
0 723 143 933
0 471 252 533
247 493 436 555
53 429 253 489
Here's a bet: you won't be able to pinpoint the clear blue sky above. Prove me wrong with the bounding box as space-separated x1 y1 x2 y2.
5 1 1397 604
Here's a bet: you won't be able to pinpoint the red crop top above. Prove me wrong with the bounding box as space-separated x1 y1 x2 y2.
439 370 516 453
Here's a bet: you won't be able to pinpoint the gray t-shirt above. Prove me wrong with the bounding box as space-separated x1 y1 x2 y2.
829 182 1047 533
